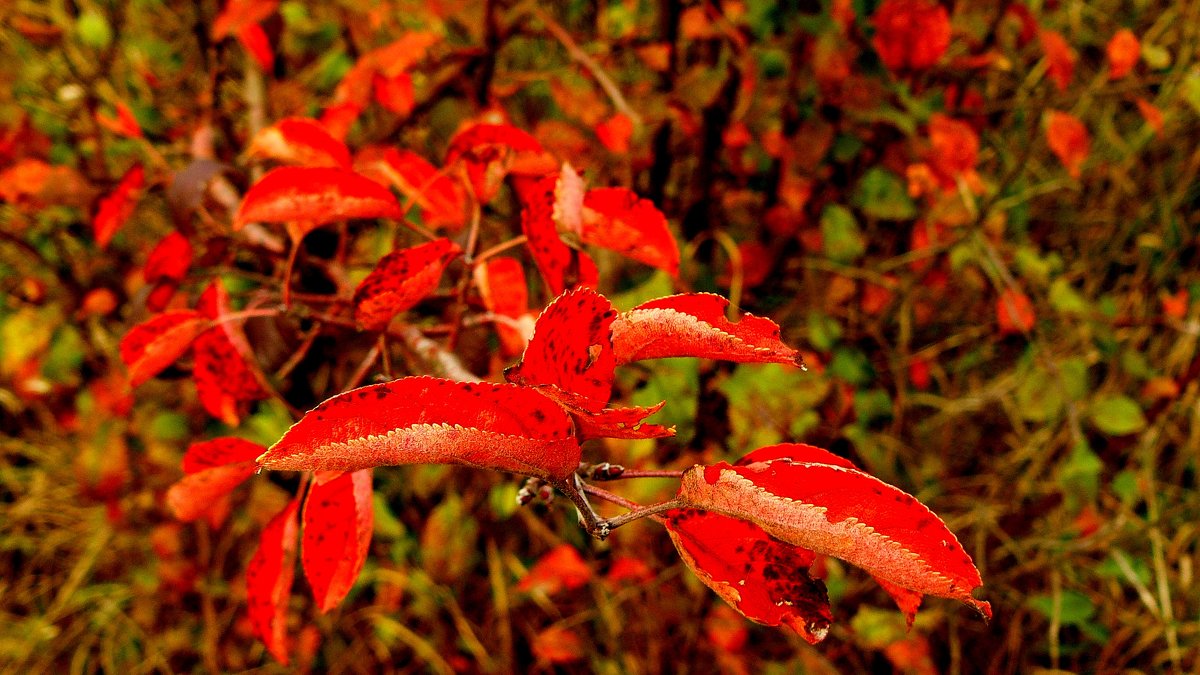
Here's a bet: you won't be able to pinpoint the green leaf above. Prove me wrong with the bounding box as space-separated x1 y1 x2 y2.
853 389 893 425
852 167 916 220
828 347 874 387
1182 67 1200 117
76 12 113 49
1049 278 1089 315
1027 590 1095 625
1088 395 1147 435
1015 366 1064 422
1057 440 1102 504
820 205 865 263
1060 357 1089 401
807 312 842 352
1141 43 1171 70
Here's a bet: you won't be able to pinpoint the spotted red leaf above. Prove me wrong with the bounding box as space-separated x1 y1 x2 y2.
167 437 264 523
120 310 210 387
353 147 467 231
531 385 674 440
666 508 833 644
445 123 545 202
352 238 462 331
193 282 269 424
610 293 803 367
93 164 145 249
247 118 351 168
144 232 193 284
517 544 593 595
474 257 533 356
258 376 580 481
302 469 373 612
232 167 405 233
246 499 300 665
581 188 680 276
505 287 616 412
676 456 991 620
514 173 599 295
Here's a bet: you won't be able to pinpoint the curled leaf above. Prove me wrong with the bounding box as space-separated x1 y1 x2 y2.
246 499 300 665
193 281 269 424
302 469 374 612
515 173 599 295
354 147 467 230
232 166 405 232
119 310 210 387
259 376 580 481
610 293 803 367
581 187 680 276
247 118 352 168
352 238 462 331
667 508 833 644
677 455 991 620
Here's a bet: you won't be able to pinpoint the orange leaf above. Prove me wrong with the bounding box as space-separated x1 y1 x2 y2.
531 625 586 665
927 114 979 190
581 187 680 276
119 310 210 387
167 438 264 523
677 450 991 621
1045 111 1090 178
610 293 803 366
247 118 352 168
258 376 581 481
871 0 951 71
246 499 300 665
93 164 145 249
211 0 278 39
517 544 593 595
372 71 414 116
1106 29 1140 80
996 288 1036 335
595 113 634 153
236 23 273 71
96 101 143 139
233 166 405 232
1135 98 1164 137
352 238 462 331
1039 30 1076 91
302 469 374 612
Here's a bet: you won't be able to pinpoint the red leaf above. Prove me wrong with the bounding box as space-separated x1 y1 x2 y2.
247 118 352 168
237 23 273 71
333 32 440 107
996 288 1036 335
167 438 264 522
1045 111 1089 179
445 123 544 202
96 101 143 139
1106 29 1140 80
93 164 145 249
119 310 210 387
735 442 856 469
143 232 193 284
319 102 363 141
194 281 269 425
246 499 300 665
474 257 533 356
515 173 598 295
1039 30 1076 91
372 71 415 116
258 376 580 481
352 238 462 331
233 167 405 233
505 287 616 412
610 293 803 366
871 0 951 71
666 509 834 644
581 188 680 276
302 469 374 612
676 456 991 620
517 544 593 595
926 114 979 190
353 147 467 231
211 0 278 39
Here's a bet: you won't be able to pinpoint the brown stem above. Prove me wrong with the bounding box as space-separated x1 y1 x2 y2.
472 235 528 265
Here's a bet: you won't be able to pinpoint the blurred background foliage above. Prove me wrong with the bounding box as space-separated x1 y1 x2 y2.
2 0 1199 672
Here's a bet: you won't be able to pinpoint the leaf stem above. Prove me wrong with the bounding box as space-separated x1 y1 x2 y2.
473 235 528 265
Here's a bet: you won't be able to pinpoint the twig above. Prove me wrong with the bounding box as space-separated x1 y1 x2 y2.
525 5 643 127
